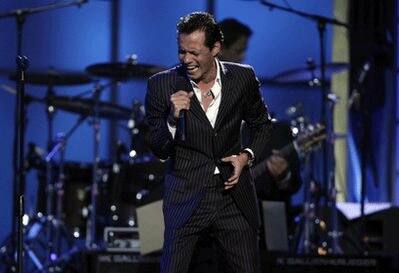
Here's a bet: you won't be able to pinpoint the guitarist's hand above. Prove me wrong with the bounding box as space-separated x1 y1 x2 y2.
266 150 288 179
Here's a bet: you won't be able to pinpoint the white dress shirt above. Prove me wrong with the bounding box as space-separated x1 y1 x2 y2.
168 59 222 134
168 60 254 173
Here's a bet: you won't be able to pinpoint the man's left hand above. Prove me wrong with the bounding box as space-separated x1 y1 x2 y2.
221 153 249 190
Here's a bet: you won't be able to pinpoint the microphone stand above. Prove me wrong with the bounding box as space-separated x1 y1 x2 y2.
348 61 372 254
0 1 88 272
15 54 29 273
259 0 349 254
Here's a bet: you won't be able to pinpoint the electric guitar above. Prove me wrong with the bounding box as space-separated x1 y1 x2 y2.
251 123 326 179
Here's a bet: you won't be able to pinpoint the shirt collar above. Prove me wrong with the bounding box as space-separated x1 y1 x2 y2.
189 59 222 96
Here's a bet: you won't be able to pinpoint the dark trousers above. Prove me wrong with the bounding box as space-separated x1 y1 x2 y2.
161 175 260 273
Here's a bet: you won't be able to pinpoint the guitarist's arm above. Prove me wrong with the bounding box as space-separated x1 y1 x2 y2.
252 145 302 198
251 121 303 200
277 145 302 195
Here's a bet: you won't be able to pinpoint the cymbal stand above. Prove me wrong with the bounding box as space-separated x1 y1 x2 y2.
44 84 56 272
70 81 117 100
260 0 348 254
86 83 106 249
44 116 87 270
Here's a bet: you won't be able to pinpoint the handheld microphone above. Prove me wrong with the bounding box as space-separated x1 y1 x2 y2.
175 76 191 141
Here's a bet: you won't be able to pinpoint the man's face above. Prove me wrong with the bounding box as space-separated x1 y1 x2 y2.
220 35 248 63
178 30 220 83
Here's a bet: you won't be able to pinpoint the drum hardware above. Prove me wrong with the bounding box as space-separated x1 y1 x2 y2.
2 57 161 271
42 117 88 270
86 82 113 249
39 67 90 267
267 60 348 86
1 87 132 121
0 67 92 272
21 80 123 252
259 60 348 88
9 68 92 86
22 215 74 273
8 87 94 272
0 83 49 106
14 80 149 248
0 2 92 272
85 55 165 81
45 94 132 120
9 80 132 120
25 143 46 172
2 77 130 249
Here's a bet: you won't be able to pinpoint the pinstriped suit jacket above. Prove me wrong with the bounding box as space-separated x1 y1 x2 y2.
145 61 272 229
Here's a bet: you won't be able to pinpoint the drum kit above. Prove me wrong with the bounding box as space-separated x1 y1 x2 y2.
0 50 348 271
0 59 167 272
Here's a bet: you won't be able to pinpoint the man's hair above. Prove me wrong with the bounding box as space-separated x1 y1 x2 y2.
218 18 252 49
177 12 224 49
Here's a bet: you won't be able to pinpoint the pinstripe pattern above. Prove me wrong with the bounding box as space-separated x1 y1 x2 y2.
145 61 272 273
162 175 260 273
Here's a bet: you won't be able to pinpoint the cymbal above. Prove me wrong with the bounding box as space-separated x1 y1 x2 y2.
48 95 131 120
270 62 348 84
258 77 314 88
9 69 93 86
86 62 164 80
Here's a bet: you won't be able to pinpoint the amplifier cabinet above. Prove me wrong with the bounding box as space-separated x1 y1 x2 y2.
85 251 160 273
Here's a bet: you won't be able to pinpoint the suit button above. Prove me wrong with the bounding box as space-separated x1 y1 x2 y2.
214 132 218 136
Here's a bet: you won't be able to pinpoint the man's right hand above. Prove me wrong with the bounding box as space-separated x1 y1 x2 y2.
169 91 194 120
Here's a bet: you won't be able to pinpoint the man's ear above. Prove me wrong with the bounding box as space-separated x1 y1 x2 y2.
212 41 221 57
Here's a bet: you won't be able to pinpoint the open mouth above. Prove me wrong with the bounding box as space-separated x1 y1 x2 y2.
186 65 199 73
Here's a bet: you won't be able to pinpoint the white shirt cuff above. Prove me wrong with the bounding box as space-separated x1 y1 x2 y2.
243 148 255 161
167 121 176 139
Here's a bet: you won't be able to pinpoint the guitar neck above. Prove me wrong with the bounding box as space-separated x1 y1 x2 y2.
251 124 325 180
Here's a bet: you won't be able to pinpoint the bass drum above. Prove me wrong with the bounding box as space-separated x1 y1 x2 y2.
105 160 166 227
62 162 110 238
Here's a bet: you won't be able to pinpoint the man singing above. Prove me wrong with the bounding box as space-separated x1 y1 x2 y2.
145 12 272 273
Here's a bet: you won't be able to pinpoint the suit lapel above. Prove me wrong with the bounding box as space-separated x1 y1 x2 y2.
215 62 233 130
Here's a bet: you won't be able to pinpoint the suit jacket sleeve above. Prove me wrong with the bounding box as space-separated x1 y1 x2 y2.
242 67 273 163
254 150 302 200
145 75 174 160
251 122 303 201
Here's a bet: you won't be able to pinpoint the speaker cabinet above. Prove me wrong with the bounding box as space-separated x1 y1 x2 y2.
344 207 399 255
